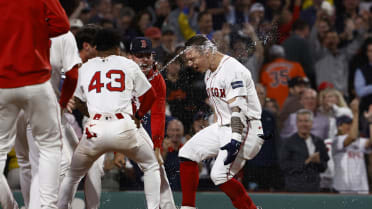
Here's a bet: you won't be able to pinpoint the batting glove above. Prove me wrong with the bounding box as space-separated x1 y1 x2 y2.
221 139 241 165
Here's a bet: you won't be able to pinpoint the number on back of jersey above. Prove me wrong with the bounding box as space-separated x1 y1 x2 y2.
88 70 125 93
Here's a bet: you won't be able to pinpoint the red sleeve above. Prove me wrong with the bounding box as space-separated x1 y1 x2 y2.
150 75 166 148
59 65 78 108
137 87 157 119
43 0 70 38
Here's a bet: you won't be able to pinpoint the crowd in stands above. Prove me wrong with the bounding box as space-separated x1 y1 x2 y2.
5 0 372 194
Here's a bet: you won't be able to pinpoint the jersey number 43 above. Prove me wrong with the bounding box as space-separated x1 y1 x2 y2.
88 70 125 93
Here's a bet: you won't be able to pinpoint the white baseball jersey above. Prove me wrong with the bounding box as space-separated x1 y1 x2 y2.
332 135 371 194
75 55 151 115
179 55 264 186
205 55 261 126
50 31 82 98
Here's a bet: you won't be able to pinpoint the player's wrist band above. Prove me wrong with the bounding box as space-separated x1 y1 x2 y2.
231 132 242 142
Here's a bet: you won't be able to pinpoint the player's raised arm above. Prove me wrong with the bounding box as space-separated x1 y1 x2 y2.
43 0 70 37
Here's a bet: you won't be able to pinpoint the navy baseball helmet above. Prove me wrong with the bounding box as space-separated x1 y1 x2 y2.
130 37 153 54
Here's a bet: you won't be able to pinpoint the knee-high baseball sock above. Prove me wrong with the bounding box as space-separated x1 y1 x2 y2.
180 161 199 207
219 178 256 209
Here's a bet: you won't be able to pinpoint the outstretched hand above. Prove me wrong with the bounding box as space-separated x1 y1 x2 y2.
221 139 241 165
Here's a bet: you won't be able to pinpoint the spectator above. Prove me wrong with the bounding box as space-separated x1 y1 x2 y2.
205 0 233 30
145 26 162 48
117 7 136 39
264 97 280 116
280 109 329 192
354 38 372 119
260 45 306 108
282 19 315 88
178 10 214 40
89 0 113 24
264 0 283 22
70 19 84 35
248 2 265 30
332 99 372 194
231 23 264 82
301 0 334 27
163 55 193 132
167 0 198 42
131 10 153 37
154 29 177 64
197 11 214 39
163 119 185 190
315 28 365 97
153 0 171 28
212 23 231 54
278 0 302 43
281 89 330 140
279 76 310 130
335 0 360 34
186 111 210 140
234 0 252 26
243 84 283 191
318 88 351 138
309 13 332 63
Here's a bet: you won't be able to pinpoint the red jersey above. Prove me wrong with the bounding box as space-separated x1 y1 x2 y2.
0 0 70 88
139 69 166 148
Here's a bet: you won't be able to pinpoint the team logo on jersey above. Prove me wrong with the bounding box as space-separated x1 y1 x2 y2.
231 81 243 89
206 88 226 98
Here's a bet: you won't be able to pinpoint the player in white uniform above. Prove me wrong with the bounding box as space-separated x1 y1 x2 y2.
178 35 264 209
332 99 372 194
0 1 69 209
14 30 104 209
57 28 161 209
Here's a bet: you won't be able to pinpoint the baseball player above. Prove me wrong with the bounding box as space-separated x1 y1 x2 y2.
14 28 105 209
114 37 176 209
332 99 372 194
178 35 265 209
0 1 69 209
57 28 161 209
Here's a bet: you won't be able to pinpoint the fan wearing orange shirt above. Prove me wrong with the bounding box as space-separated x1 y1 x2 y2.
260 45 306 108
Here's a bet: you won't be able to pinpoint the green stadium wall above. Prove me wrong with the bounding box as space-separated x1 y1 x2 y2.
5 191 372 209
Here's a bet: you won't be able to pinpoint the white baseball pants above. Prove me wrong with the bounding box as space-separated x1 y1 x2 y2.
15 111 105 209
0 81 63 209
58 113 161 209
179 121 264 185
137 126 177 209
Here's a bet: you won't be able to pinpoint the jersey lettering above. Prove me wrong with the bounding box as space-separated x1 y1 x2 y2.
88 71 104 93
106 70 125 92
88 70 126 93
206 88 226 98
269 69 289 88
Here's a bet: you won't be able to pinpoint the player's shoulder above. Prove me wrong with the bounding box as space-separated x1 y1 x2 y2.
51 31 75 43
223 56 249 73
221 56 252 78
111 56 140 69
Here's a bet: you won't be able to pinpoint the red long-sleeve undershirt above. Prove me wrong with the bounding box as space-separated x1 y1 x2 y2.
139 69 166 148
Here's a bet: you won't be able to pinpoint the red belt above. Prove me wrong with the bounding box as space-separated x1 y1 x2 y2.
93 113 124 120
